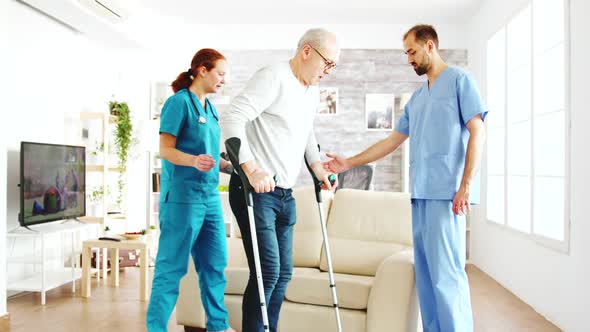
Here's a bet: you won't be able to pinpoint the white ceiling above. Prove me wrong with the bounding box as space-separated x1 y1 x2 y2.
140 0 483 24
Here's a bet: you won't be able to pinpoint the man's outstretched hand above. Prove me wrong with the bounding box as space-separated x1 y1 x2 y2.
322 152 352 174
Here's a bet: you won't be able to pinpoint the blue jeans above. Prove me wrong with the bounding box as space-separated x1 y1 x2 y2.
229 173 296 332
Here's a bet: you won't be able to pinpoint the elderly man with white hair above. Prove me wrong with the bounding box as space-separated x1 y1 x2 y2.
220 28 340 332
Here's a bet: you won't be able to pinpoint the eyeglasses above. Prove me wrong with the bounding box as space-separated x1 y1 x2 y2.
309 45 336 71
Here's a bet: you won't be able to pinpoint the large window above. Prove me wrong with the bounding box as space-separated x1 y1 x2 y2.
485 0 569 250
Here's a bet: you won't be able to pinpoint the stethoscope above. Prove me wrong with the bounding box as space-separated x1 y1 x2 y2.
187 90 219 124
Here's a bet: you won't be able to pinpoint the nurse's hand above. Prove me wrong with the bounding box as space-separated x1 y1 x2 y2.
452 185 471 216
246 169 275 193
323 152 351 174
192 154 215 172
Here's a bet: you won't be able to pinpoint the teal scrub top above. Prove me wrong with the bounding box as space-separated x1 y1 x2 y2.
395 66 488 204
159 89 220 203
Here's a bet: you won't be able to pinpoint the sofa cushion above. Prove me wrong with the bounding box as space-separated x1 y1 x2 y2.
285 268 374 310
320 189 412 276
225 266 321 296
225 267 249 295
292 187 333 268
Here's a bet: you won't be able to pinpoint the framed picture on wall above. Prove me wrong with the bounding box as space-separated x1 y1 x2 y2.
317 87 338 115
365 93 395 131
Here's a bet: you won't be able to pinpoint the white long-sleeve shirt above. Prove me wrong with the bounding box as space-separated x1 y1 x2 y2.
220 62 321 188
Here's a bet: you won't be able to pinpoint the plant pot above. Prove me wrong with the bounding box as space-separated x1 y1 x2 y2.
87 152 103 165
87 204 103 217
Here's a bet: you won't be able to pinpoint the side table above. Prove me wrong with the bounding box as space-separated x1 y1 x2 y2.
81 238 150 301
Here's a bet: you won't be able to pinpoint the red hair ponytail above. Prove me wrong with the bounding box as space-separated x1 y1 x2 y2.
171 48 226 93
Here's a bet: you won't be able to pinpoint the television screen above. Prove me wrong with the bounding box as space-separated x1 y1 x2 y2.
20 142 86 226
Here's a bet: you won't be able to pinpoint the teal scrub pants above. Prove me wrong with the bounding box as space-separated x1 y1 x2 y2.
146 192 229 332
412 199 473 332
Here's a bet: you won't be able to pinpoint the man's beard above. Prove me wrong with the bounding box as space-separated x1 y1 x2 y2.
413 54 430 76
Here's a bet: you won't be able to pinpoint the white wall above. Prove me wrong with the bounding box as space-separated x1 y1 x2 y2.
467 0 590 330
0 97 6 316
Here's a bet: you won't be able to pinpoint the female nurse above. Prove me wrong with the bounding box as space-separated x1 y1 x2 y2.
146 49 235 332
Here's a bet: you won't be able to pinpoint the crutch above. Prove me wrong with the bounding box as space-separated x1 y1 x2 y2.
225 137 271 332
304 146 343 332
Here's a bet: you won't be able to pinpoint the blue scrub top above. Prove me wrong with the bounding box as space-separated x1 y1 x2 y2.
159 89 221 203
395 66 488 204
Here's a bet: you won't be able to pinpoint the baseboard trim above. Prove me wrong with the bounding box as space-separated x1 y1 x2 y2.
0 313 10 331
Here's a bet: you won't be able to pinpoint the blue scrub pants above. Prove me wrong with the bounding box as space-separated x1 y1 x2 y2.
412 199 473 332
146 192 229 332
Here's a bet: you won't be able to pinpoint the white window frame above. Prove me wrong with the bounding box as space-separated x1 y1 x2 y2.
484 0 571 253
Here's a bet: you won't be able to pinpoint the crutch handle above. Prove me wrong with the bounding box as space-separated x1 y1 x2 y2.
225 137 278 205
304 145 336 203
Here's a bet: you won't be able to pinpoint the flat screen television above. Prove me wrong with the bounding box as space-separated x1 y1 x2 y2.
19 141 86 227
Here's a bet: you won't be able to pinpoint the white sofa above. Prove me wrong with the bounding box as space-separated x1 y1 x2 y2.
177 187 420 332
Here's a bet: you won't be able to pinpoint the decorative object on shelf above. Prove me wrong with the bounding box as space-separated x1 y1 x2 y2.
122 230 144 240
89 186 104 203
153 152 161 168
103 226 112 237
150 81 174 119
87 140 104 164
87 186 104 217
108 101 135 209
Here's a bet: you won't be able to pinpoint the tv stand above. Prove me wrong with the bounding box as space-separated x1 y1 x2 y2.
9 225 39 233
7 221 99 305
60 217 85 225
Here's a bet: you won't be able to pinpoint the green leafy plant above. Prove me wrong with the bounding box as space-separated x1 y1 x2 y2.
104 226 110 232
109 101 134 208
88 186 104 204
90 140 104 156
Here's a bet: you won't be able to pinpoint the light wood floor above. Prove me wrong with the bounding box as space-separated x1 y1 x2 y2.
3 265 560 332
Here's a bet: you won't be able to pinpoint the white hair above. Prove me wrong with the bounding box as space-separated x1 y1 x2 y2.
297 28 335 51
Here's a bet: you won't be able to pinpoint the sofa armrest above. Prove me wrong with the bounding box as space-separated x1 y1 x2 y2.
367 249 420 332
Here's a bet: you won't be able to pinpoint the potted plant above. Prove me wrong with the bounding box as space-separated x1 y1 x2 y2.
87 186 104 216
87 140 104 165
108 101 134 210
